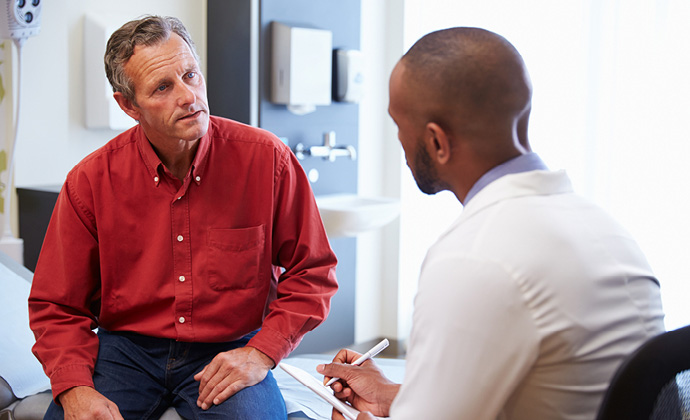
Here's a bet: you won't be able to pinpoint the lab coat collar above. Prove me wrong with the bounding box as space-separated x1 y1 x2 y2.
459 170 574 223
464 153 548 204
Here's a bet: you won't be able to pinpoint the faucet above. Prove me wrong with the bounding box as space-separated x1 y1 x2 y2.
294 131 357 162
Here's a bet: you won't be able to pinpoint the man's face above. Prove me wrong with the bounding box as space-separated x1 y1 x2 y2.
121 33 209 145
388 63 442 195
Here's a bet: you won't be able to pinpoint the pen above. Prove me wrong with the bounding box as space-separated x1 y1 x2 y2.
325 338 389 386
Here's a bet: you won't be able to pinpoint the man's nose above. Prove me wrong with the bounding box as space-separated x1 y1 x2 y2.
177 82 196 106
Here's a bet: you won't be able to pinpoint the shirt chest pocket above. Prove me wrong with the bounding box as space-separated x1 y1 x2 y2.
207 226 265 291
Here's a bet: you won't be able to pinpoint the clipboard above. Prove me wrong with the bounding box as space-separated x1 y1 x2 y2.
279 362 381 420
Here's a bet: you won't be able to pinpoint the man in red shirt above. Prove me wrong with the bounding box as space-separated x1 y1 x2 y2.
28 15 338 420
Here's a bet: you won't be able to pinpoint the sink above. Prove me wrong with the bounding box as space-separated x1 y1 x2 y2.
315 194 400 237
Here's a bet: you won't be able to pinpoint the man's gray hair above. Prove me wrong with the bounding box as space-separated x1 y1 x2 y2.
104 15 200 103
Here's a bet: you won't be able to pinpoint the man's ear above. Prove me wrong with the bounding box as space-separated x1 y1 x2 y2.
113 92 141 121
425 122 451 165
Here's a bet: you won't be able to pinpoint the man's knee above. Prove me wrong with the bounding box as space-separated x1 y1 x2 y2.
227 376 286 419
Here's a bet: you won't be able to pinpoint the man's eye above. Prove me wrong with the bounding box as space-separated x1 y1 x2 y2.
187 72 196 79
157 85 167 92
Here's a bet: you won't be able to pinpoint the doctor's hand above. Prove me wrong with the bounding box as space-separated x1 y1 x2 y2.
59 386 124 420
332 409 378 420
194 346 274 410
317 348 400 418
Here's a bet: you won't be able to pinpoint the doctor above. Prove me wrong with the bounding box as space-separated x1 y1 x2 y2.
318 27 665 419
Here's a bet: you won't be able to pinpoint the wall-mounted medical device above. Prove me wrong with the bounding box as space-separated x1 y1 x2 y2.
1 0 42 250
335 49 363 103
0 0 42 46
271 21 332 115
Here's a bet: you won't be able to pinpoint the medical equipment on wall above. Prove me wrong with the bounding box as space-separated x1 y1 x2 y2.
1 0 42 45
1 0 42 246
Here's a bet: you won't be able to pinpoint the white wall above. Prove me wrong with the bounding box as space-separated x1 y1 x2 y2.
6 0 207 188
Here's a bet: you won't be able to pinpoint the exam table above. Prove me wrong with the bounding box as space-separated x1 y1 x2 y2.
0 251 405 420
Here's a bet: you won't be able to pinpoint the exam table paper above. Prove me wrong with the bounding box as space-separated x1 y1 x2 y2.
275 354 406 420
0 262 51 398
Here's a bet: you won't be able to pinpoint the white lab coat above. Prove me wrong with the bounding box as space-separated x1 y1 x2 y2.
389 170 665 420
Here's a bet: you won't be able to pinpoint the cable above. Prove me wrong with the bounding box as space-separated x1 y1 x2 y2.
2 38 23 239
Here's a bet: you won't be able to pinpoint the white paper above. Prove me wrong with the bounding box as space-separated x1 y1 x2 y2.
280 363 362 420
0 262 50 398
275 357 333 419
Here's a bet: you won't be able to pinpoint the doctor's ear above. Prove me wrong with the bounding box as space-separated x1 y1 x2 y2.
425 122 451 165
113 92 141 121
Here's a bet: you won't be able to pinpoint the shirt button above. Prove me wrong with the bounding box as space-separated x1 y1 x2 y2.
177 235 183 242
195 176 201 182
177 196 182 200
179 316 186 324
154 176 159 182
179 275 185 282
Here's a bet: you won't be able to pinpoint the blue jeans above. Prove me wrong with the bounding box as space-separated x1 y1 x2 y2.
44 329 286 419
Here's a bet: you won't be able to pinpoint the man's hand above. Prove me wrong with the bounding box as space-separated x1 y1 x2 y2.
194 346 274 410
58 386 123 420
317 349 400 418
332 409 378 420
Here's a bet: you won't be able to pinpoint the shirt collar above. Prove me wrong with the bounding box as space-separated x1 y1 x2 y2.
191 123 212 185
464 152 548 204
136 123 212 187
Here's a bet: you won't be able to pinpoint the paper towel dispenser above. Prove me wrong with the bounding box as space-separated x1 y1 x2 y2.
271 21 332 115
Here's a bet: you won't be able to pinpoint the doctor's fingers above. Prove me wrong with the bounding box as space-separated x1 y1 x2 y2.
332 408 346 420
331 348 364 365
318 359 379 386
332 409 377 420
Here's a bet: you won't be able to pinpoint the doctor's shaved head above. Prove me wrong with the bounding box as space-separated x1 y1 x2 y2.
388 27 535 201
399 27 532 144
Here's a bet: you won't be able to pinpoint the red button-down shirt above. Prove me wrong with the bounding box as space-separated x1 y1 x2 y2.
29 116 338 399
